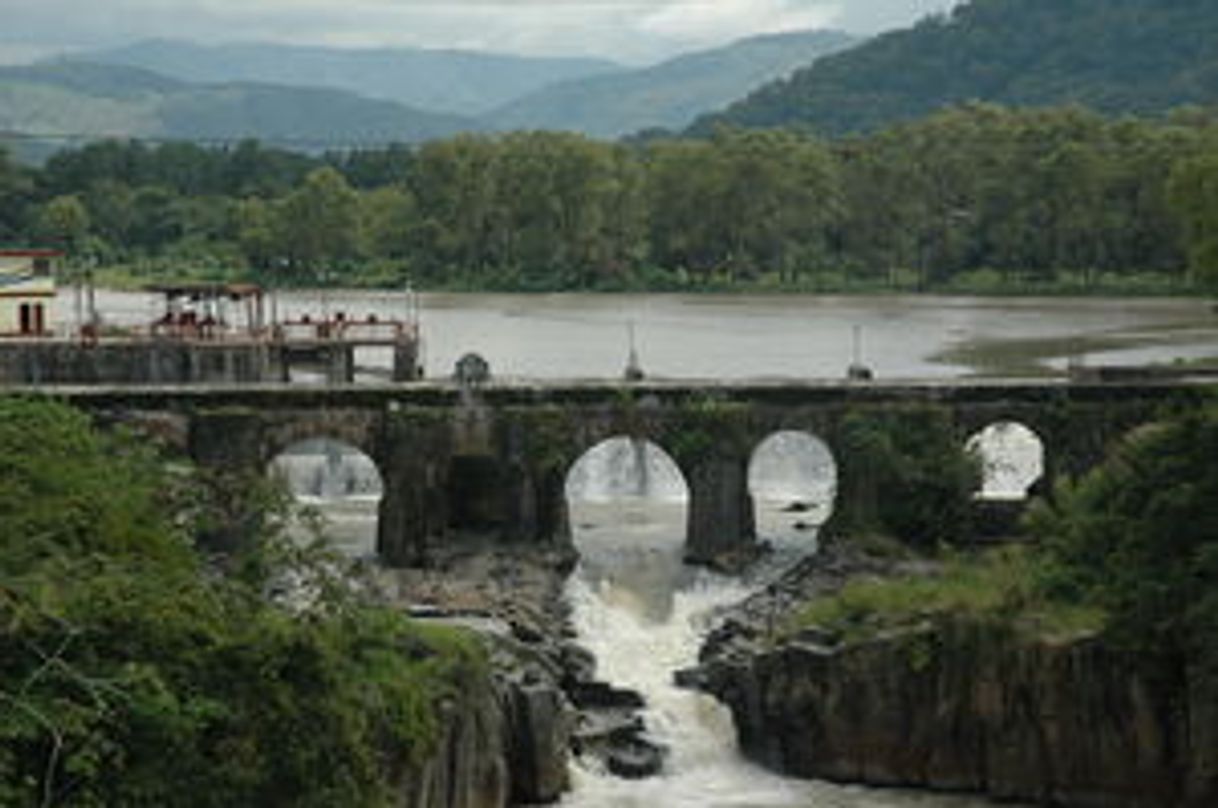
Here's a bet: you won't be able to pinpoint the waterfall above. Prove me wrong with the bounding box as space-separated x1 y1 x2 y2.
561 449 989 808
565 437 687 505
268 439 383 558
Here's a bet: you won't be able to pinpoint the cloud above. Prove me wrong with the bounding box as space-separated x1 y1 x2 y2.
638 0 840 43
0 0 964 64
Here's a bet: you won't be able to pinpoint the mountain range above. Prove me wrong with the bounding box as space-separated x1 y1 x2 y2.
0 61 478 151
695 0 1218 135
3 0 1216 157
0 32 857 151
483 30 856 138
76 38 622 117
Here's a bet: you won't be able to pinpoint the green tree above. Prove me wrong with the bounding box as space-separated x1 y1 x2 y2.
273 166 361 284
409 135 499 280
836 405 980 548
360 185 418 262
236 196 279 273
1028 403 1218 668
0 146 34 242
485 132 642 287
35 194 91 255
644 137 726 282
1167 149 1218 290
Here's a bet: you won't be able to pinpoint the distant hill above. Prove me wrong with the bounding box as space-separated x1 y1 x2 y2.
74 38 624 117
485 30 857 138
694 0 1218 136
0 61 479 150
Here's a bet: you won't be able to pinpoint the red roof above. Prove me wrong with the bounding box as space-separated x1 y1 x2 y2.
0 249 65 258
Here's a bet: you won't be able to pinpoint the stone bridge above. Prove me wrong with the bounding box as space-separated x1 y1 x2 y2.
40 377 1211 567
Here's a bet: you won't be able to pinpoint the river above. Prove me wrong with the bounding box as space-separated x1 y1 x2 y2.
80 289 1217 379
120 290 1212 807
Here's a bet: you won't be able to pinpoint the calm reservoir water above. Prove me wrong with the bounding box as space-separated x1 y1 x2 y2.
81 289 1217 379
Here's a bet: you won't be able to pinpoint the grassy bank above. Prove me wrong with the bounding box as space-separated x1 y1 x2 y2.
784 547 1107 647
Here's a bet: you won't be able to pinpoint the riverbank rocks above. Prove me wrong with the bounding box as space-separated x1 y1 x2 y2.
378 540 672 805
685 548 1218 808
400 677 510 808
568 680 667 779
378 545 576 805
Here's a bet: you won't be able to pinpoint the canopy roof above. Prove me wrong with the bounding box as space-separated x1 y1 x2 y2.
146 282 263 300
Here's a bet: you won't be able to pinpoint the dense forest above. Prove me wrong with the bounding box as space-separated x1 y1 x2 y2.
2 103 1217 293
696 0 1218 137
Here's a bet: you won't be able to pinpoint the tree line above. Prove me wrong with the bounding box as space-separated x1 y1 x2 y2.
2 103 1217 292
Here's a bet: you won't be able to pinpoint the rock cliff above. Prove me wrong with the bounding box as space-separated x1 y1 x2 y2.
398 665 570 808
695 619 1217 807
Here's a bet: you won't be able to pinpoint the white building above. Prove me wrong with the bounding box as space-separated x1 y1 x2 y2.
0 249 60 337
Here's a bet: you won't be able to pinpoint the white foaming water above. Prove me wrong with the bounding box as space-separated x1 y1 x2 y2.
560 499 992 808
966 422 1045 501
563 563 814 808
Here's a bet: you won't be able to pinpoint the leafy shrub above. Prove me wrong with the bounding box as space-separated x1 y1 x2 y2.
837 405 980 547
1026 402 1218 667
0 398 482 807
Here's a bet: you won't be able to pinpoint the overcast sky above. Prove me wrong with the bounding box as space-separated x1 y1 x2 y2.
0 0 964 65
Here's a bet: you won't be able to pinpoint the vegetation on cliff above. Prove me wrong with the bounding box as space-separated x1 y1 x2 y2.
0 398 483 807
835 406 981 549
790 401 1218 673
790 547 1105 646
1028 401 1218 669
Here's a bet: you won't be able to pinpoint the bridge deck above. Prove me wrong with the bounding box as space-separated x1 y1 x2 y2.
5 375 1210 410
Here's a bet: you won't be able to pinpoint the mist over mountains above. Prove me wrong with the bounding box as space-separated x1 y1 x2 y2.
75 38 623 117
0 31 857 151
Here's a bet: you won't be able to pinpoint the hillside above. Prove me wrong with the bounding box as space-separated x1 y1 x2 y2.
694 0 1218 135
76 38 624 117
0 61 479 149
485 30 856 138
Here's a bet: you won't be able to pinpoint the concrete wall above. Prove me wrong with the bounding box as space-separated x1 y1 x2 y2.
0 340 370 385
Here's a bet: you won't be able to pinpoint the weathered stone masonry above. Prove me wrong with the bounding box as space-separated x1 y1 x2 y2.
41 378 1206 566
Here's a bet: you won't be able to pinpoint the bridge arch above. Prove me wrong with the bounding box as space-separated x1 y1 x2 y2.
965 420 1045 501
564 435 688 507
748 430 838 545
563 435 690 620
267 436 384 559
260 411 382 469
